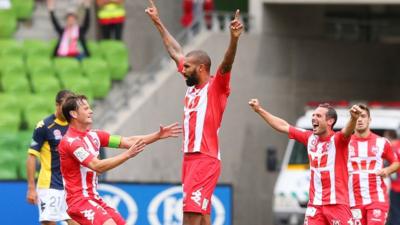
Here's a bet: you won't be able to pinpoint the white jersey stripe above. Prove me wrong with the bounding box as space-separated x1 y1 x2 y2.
193 84 209 152
313 171 322 205
348 175 355 206
80 166 89 197
376 138 385 202
329 136 336 204
360 171 371 205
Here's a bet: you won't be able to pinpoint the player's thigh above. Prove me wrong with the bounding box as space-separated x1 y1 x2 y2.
41 221 56 225
323 204 353 225
201 214 211 225
366 209 387 225
304 205 328 225
99 200 125 225
351 207 367 225
37 189 71 222
67 199 113 225
183 211 202 225
182 155 220 214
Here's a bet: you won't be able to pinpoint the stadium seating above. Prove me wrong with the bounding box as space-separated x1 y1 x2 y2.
99 40 129 80
0 9 17 38
82 58 111 98
0 37 131 180
0 39 23 58
1 74 31 93
24 40 53 59
11 0 34 20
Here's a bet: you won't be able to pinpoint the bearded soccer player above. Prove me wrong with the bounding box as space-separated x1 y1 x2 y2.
146 1 243 224
58 95 182 225
26 90 78 225
348 104 399 225
249 99 361 225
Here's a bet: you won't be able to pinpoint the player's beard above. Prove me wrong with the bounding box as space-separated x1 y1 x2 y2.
185 73 199 87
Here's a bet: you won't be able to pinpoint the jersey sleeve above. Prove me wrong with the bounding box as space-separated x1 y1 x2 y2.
334 131 351 151
69 141 95 167
382 139 399 163
213 67 231 95
95 130 111 147
27 120 46 157
177 57 185 76
288 126 312 146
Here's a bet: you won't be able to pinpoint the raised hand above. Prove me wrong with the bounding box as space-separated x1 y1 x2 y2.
248 98 261 112
145 0 159 22
47 0 55 10
159 122 183 139
230 9 243 38
349 105 362 119
127 139 146 158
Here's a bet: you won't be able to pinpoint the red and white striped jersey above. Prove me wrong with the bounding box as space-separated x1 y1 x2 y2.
58 127 110 207
178 60 231 160
348 133 398 209
289 126 351 205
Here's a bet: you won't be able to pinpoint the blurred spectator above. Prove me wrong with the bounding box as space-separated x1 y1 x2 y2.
181 0 193 28
96 0 125 40
385 130 400 225
47 0 91 59
180 0 214 29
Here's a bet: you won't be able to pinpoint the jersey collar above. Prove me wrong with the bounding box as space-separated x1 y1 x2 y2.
55 117 68 126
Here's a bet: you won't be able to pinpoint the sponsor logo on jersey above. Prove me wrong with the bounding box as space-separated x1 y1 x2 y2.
53 129 63 140
73 147 90 162
373 209 381 218
331 220 340 225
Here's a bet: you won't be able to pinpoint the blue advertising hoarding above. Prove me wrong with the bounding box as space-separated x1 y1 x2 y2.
1 181 232 225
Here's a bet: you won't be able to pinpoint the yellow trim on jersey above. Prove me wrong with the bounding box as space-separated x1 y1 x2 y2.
28 148 40 157
54 118 68 126
37 141 52 189
287 164 309 170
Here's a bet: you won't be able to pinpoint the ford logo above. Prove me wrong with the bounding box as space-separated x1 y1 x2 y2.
98 184 138 225
147 186 226 225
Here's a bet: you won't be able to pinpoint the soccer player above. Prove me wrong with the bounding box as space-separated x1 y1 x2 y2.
26 90 78 225
348 104 399 225
58 94 182 225
248 99 361 225
146 0 243 224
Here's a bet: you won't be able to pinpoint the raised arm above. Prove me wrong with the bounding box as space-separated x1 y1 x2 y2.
47 0 63 34
80 0 91 34
219 9 243 74
248 99 290 134
341 105 362 138
119 123 182 149
87 139 146 173
145 0 184 67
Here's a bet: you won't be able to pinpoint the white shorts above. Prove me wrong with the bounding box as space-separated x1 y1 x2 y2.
37 188 71 222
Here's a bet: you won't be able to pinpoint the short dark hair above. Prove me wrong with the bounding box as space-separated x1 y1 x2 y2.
318 103 338 129
186 50 211 72
55 90 74 104
62 95 88 123
357 103 370 118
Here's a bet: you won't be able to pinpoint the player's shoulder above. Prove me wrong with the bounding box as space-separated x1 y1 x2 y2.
35 114 56 130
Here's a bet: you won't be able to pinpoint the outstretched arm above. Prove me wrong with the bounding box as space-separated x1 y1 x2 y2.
248 99 290 134
219 9 243 74
341 105 362 138
119 123 182 149
88 139 146 173
47 0 63 34
145 0 184 67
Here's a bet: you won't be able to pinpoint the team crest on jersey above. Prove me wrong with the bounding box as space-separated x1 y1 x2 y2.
53 129 62 140
373 209 381 218
331 220 340 225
